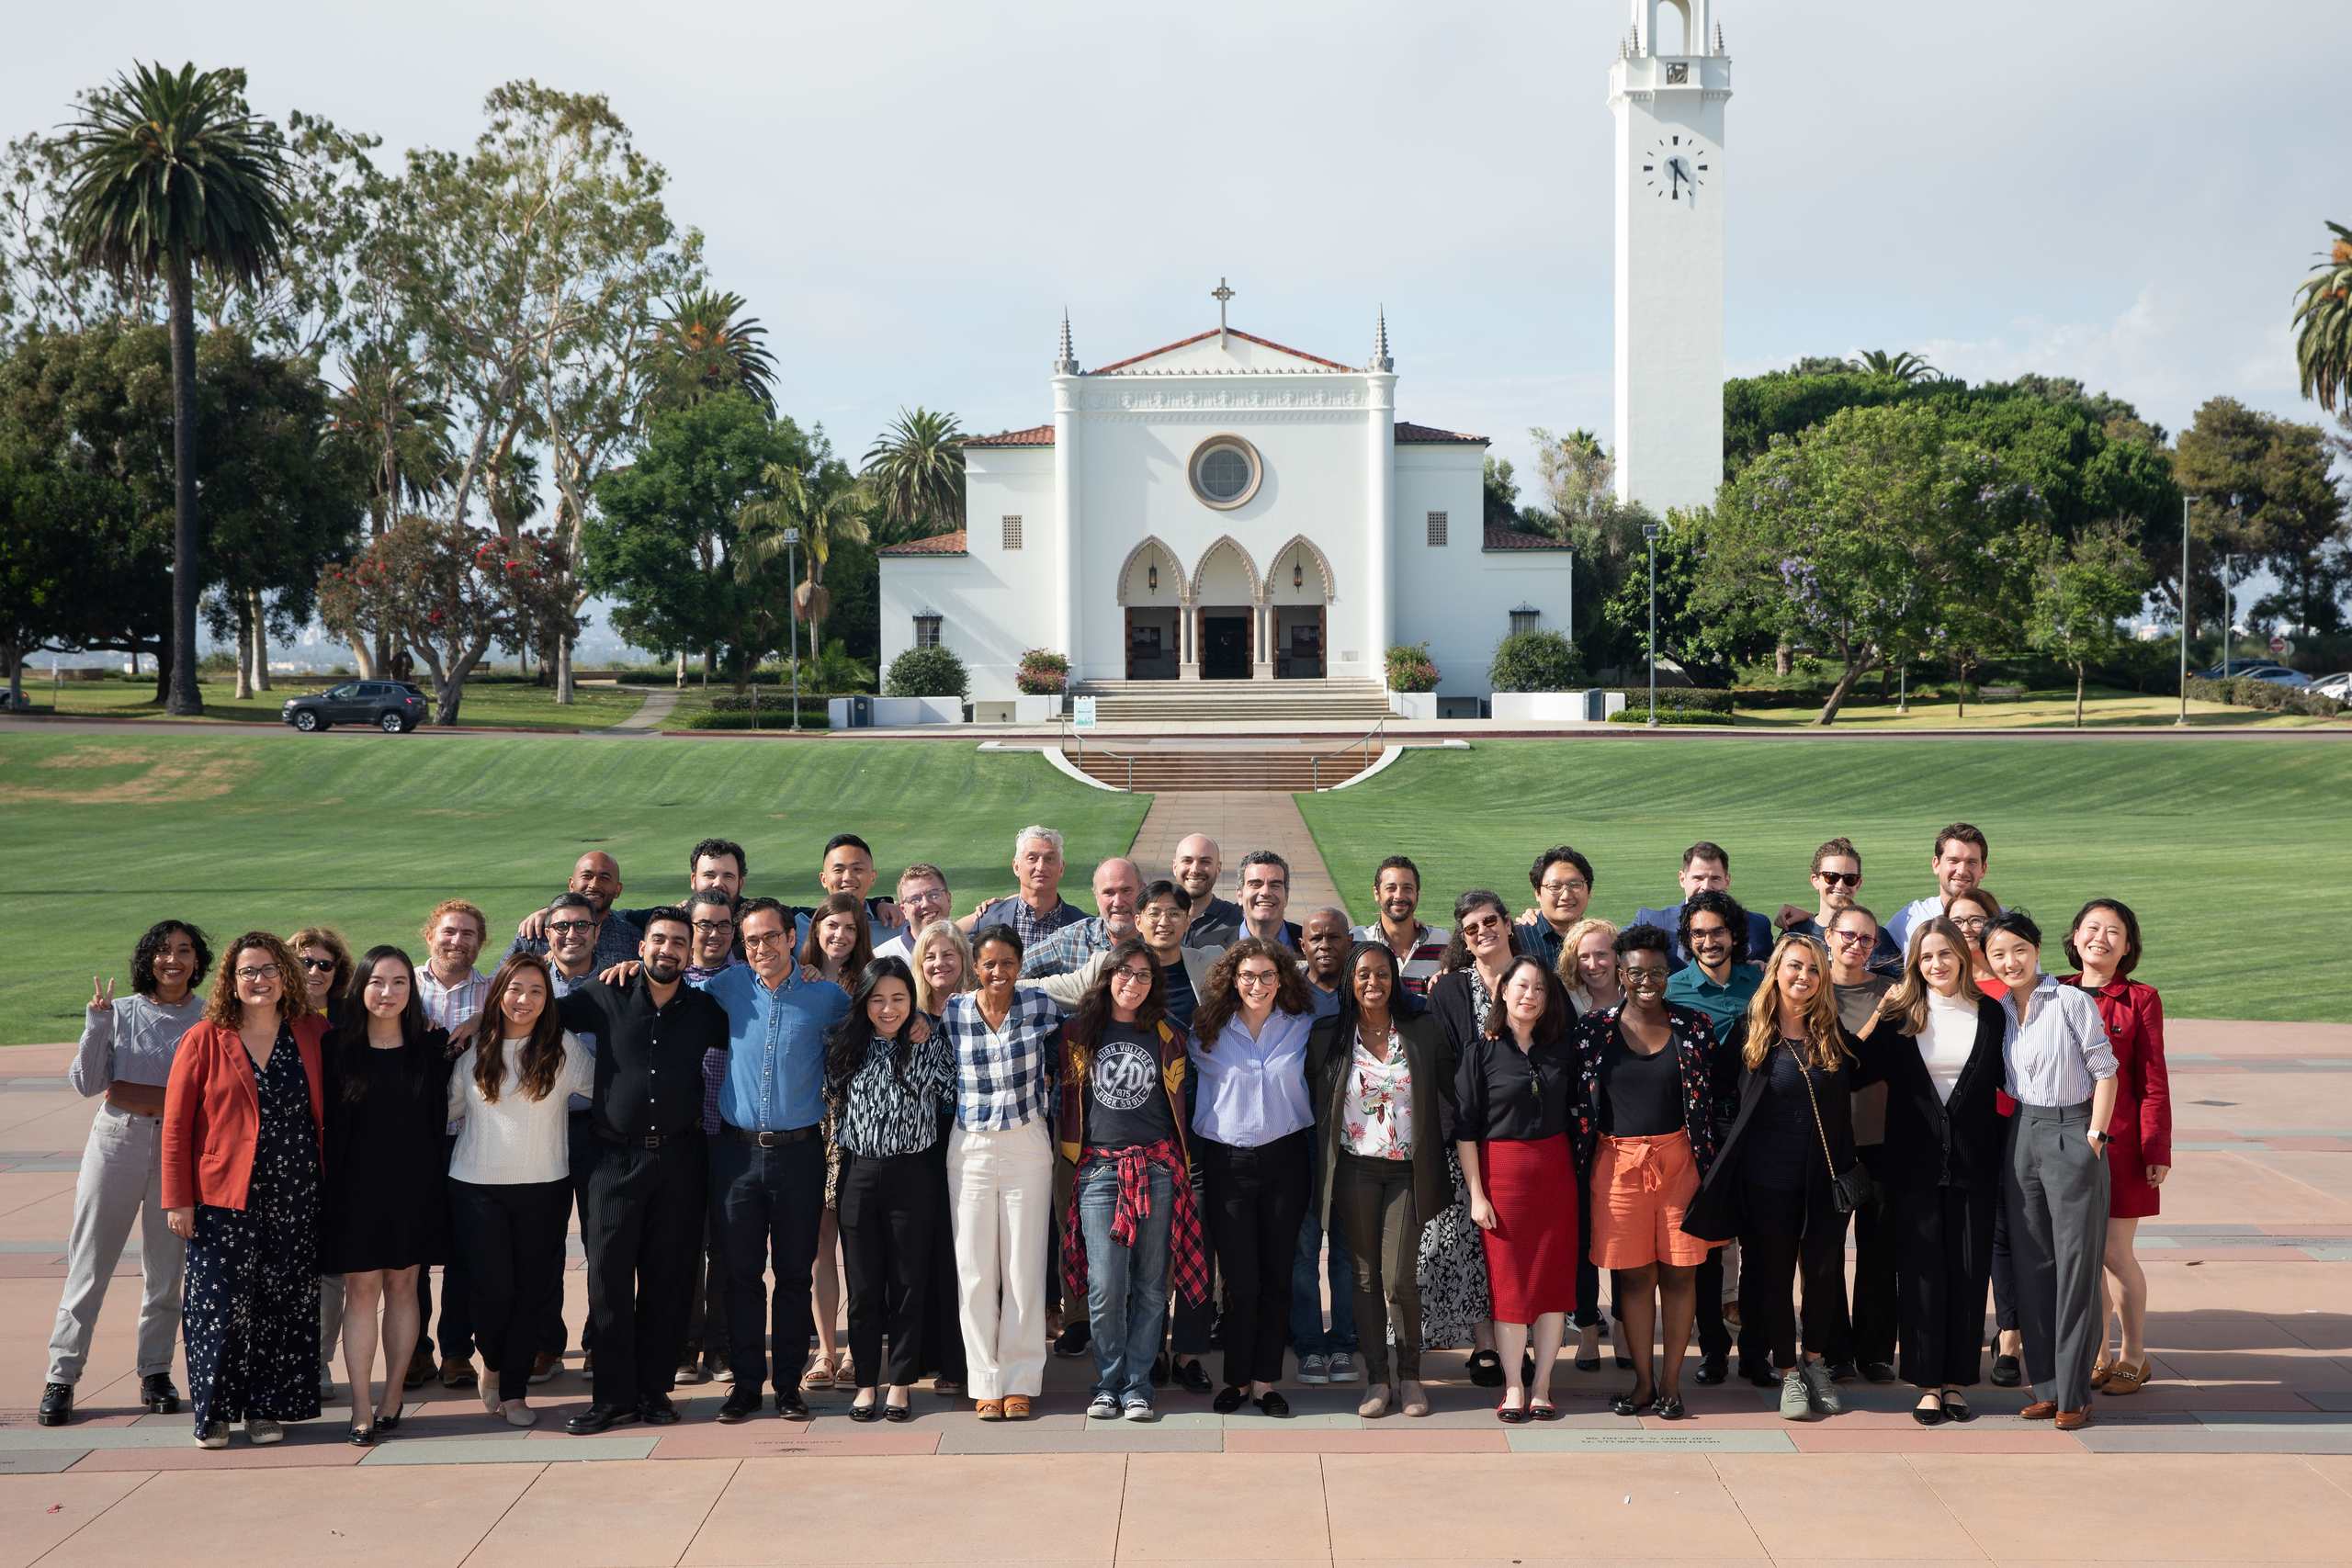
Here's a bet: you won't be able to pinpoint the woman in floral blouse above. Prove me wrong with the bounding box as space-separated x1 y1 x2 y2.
1309 942 1453 1418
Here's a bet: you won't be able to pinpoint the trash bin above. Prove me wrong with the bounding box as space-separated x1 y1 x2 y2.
847 695 873 728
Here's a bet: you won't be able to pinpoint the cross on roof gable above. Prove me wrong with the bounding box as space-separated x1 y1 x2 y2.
1089 328 1358 377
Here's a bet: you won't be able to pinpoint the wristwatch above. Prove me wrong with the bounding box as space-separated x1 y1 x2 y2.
2089 1131 2111 1148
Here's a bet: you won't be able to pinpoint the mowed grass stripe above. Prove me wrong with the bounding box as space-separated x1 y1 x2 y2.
0 733 1148 1046
1295 738 2352 1024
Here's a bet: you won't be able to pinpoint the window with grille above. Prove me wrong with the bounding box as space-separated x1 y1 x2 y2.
1510 607 1540 637
1001 514 1023 550
913 615 942 649
1426 512 1448 547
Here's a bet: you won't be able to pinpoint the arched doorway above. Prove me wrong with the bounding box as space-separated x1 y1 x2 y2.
1117 537 1185 681
1191 537 1260 681
1267 536 1333 679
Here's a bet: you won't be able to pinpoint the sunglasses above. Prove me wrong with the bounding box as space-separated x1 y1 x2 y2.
298 957 337 973
1816 871 1860 887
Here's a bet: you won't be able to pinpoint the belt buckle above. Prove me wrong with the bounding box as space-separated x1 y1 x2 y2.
758 1130 786 1148
640 1134 662 1149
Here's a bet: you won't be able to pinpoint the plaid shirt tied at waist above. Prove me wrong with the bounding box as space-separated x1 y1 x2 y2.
1062 1138 1208 1308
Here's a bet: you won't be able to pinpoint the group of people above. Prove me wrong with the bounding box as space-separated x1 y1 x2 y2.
44 818 2171 1446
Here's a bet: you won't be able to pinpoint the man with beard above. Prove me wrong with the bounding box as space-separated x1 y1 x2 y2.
1170 834 1246 950
1350 856 1448 999
555 908 729 1433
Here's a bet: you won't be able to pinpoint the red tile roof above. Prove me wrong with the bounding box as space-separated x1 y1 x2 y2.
1484 525 1569 551
963 423 1054 446
876 530 968 557
1396 421 1488 446
1090 329 1357 376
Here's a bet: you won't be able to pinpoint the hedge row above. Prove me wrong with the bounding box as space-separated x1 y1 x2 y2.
1606 688 1736 714
2185 675 2346 719
684 710 831 730
1611 709 1736 727
705 694 854 715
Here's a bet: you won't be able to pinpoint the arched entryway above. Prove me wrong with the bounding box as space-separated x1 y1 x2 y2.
1116 536 1186 680
1267 536 1334 679
1191 536 1260 681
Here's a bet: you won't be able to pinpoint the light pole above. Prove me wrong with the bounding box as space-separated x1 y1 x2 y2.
2176 494 2190 727
1642 522 1670 728
779 526 803 731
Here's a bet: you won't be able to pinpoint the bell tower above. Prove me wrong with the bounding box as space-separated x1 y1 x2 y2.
1611 0 1730 514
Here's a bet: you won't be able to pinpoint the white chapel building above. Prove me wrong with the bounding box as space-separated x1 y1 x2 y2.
879 0 1728 710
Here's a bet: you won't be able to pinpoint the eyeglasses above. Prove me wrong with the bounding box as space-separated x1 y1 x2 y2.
1950 916 1989 931
298 957 337 973
741 931 789 948
1828 930 1873 944
692 919 734 934
547 919 594 935
1235 970 1281 990
1539 878 1589 896
1816 871 1860 888
1688 926 1730 944
234 964 280 982
1622 967 1669 986
1111 966 1155 985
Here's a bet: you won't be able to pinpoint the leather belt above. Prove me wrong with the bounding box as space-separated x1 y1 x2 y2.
721 1122 817 1149
596 1126 698 1149
106 1083 166 1117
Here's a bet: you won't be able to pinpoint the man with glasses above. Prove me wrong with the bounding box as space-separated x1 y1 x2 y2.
1514 846 1596 971
1022 858 1145 978
676 888 740 1385
1632 842 1775 976
1774 838 1903 978
1352 856 1447 998
874 864 955 962
514 840 752 953
1661 889 1763 1388
531 892 609 1386
1884 823 1989 955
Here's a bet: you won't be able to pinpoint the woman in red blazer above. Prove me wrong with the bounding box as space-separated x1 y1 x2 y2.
163 931 329 1450
2061 899 2171 1397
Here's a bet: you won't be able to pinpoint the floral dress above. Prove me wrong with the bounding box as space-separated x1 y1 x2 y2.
1417 973 1495 1349
183 1028 323 1432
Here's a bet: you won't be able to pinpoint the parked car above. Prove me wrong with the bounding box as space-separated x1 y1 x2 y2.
2198 659 2290 679
282 680 426 733
2247 667 2313 689
2312 671 2352 702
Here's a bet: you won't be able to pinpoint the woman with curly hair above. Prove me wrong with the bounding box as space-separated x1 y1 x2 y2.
1190 937 1317 1416
41 920 213 1429
163 931 330 1449
446 953 594 1427
291 926 354 1027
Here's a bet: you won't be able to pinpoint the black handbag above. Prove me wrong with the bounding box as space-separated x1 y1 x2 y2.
1789 1043 1875 1214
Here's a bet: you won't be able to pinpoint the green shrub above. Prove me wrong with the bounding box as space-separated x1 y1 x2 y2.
1386 642 1440 693
1016 648 1068 696
2185 675 2345 719
1611 709 1736 726
884 645 970 699
1606 687 1736 714
686 708 830 730
1487 630 1586 693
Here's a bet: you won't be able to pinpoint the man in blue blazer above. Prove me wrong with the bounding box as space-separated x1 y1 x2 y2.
1628 840 1774 975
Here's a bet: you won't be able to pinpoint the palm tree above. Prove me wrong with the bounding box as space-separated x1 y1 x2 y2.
1855 349 1939 383
2293 221 2352 413
736 463 873 660
61 62 288 716
644 288 778 414
861 406 966 544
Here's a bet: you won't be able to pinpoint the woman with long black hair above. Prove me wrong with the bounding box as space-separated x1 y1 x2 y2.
322 947 456 1444
799 891 877 1390
446 953 594 1428
827 956 954 1421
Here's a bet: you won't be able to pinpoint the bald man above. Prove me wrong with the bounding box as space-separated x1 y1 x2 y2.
505 852 644 969
1020 857 1146 978
1171 834 1246 951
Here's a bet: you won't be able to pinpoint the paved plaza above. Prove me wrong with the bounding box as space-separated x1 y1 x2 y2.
1 1018 2349 1562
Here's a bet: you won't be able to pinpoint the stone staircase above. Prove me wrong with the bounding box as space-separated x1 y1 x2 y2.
1070 678 1391 725
1065 739 1384 793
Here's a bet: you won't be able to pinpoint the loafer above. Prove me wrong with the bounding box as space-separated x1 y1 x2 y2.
775 1389 810 1418
2019 1400 2059 1420
1778 1371 1812 1421
246 1418 284 1445
1746 1359 1779 1389
1990 1353 2022 1388
1298 1353 1329 1384
717 1388 763 1423
849 1400 883 1423
1694 1354 1727 1386
1252 1391 1290 1418
1088 1393 1121 1420
641 1393 680 1426
504 1402 537 1427
193 1421 231 1450
1176 1359 1214 1395
1213 1385 1246 1414
2054 1406 2091 1431
1864 1361 1898 1384
1399 1381 1430 1417
38 1382 72 1427
565 1402 642 1435
1150 1354 1170 1387
1799 1359 1843 1416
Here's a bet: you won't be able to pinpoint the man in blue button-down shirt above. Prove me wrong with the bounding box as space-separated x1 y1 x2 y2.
697 897 850 1419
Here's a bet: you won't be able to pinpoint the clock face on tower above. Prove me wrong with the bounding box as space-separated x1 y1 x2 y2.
1641 134 1711 204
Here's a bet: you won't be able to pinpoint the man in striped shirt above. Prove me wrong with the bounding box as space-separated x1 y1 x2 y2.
1350 855 1448 999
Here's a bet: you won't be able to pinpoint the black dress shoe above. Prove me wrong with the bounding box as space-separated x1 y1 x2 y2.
642 1393 680 1426
1253 1390 1291 1418
1653 1393 1689 1421
1989 1354 2021 1388
1694 1354 1727 1386
1574 1348 1601 1372
775 1389 809 1418
1150 1354 1170 1387
1864 1361 1897 1384
565 1403 642 1435
848 1400 881 1423
140 1374 181 1414
37 1382 72 1427
346 1425 377 1447
1826 1359 1860 1383
883 1402 912 1423
718 1388 763 1423
1176 1359 1213 1395
1746 1361 1779 1389
1053 1321 1092 1357
1213 1384 1245 1414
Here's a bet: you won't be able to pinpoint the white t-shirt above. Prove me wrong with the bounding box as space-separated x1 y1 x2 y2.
447 1032 596 1185
1920 989 1977 1104
1884 895 1947 957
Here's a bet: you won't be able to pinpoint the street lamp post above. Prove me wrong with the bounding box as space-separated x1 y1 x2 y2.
2176 494 2190 727
1642 522 1670 728
781 526 803 731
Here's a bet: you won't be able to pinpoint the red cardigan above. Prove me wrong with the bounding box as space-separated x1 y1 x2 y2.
161 1016 328 1211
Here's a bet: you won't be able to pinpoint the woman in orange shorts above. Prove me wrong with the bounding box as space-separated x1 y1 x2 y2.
1571 924 1721 1420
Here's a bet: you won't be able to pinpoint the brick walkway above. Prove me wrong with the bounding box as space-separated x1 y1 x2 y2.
1125 791 1351 922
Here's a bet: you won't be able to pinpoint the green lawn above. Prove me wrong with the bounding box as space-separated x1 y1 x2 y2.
15 675 653 730
0 732 1148 1045
1296 737 2352 1023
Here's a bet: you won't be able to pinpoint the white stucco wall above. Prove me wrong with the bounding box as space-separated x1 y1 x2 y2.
1391 446 1574 697
880 446 1053 701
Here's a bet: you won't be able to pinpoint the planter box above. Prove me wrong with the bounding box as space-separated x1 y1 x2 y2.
1387 689 1438 720
869 696 963 727
1012 694 1061 725
1490 690 1625 723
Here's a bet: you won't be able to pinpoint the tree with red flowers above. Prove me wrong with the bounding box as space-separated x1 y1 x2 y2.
319 513 575 724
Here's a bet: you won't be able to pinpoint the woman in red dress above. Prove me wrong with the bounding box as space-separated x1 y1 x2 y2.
2062 899 2171 1396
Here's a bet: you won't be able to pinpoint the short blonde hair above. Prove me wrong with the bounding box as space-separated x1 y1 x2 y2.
1555 917 1620 1010
909 919 976 1014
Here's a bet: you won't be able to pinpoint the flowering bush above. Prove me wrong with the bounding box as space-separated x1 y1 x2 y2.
1016 648 1069 695
1385 642 1440 693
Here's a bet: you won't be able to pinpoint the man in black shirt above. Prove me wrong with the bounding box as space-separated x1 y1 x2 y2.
556 908 729 1434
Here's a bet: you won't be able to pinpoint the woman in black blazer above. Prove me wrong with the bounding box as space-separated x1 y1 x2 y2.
1684 933 1860 1422
1854 915 2007 1425
1308 942 1453 1419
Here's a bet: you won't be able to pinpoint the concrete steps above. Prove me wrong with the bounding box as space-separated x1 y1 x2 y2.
1073 679 1391 725
1068 744 1382 793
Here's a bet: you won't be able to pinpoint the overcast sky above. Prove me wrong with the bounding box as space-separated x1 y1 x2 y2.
10 0 2346 501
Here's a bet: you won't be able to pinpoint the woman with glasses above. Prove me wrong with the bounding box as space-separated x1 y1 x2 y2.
1190 937 1317 1416
1421 891 1516 1387
322 946 457 1444
1456 953 1579 1421
2060 899 2171 1399
1310 942 1451 1417
292 927 354 1027
163 932 329 1449
796 892 876 1390
1945 889 2007 1000
1573 925 1717 1420
1057 938 1204 1422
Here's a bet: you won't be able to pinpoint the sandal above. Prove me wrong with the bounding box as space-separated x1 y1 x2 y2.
1003 1395 1032 1420
975 1399 1005 1421
802 1351 839 1392
2100 1359 2151 1396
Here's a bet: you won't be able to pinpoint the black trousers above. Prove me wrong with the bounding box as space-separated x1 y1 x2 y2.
538 1110 598 1357
450 1177 570 1402
1890 1181 1996 1389
1169 1155 1215 1357
415 1133 475 1361
1739 1174 1852 1369
838 1149 937 1389
1197 1129 1311 1388
1849 1144 1899 1367
708 1130 826 1395
1694 1247 1734 1360
584 1132 708 1406
1989 1115 2019 1333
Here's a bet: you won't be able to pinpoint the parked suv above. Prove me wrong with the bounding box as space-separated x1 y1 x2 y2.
281 681 426 733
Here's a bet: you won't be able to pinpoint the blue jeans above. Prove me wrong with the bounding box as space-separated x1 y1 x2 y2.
708 1131 827 1394
1290 1138 1357 1356
1078 1155 1172 1405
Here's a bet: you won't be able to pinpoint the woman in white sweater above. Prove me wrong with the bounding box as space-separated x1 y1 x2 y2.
446 953 594 1426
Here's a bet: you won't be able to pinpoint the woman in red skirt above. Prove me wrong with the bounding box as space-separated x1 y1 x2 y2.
1456 954 1578 1423
2061 899 2170 1397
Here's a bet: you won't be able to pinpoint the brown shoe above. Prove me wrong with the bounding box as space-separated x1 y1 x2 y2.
2101 1359 2152 1396
439 1356 480 1390
2054 1407 2091 1430
529 1351 562 1384
2019 1400 2058 1420
975 1399 1005 1421
1002 1395 1032 1420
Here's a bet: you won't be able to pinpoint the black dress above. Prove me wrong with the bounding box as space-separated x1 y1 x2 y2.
184 1029 323 1430
322 1033 454 1274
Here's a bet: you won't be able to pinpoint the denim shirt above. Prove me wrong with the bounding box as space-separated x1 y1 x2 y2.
702 963 851 1134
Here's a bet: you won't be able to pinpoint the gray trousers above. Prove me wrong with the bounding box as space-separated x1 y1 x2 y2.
318 1274 345 1381
47 1103 187 1384
2006 1100 2109 1411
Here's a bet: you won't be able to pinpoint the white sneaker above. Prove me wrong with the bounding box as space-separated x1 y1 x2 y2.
1087 1393 1121 1420
1297 1353 1329 1384
1123 1400 1156 1422
1326 1351 1357 1383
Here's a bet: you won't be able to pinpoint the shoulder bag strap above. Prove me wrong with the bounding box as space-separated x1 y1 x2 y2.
1788 1040 1838 1175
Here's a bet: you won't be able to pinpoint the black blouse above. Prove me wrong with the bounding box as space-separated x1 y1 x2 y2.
1453 1026 1576 1142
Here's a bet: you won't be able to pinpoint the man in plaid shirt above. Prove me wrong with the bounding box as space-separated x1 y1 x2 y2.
967 826 1086 949
1020 858 1144 978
